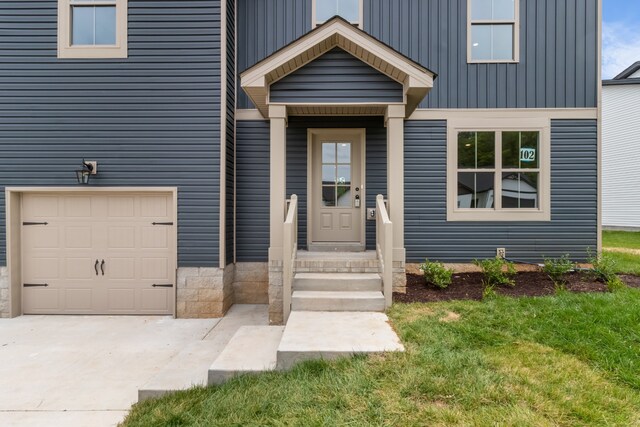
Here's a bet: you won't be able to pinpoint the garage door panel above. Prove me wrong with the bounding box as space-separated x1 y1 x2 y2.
107 258 136 280
22 192 175 315
107 196 136 218
141 226 169 249
64 289 94 311
108 226 136 249
23 195 59 219
24 227 60 249
108 289 136 311
63 196 94 218
65 257 94 280
23 289 60 312
140 289 171 312
64 226 94 249
141 258 169 280
140 195 170 218
23 257 60 281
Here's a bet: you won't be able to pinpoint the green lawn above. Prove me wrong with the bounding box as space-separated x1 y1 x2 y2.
603 230 640 249
603 230 640 275
123 289 640 426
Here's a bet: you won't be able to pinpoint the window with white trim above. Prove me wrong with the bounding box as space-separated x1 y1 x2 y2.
313 0 362 27
58 0 127 59
447 119 550 221
468 0 519 62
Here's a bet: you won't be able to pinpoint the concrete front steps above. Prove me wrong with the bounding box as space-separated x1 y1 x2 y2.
207 311 404 383
206 252 396 383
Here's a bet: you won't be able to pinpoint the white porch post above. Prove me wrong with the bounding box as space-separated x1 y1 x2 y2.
268 105 288 324
385 105 407 292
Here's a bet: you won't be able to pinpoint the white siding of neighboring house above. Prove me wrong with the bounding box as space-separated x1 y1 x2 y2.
602 83 640 228
631 70 640 78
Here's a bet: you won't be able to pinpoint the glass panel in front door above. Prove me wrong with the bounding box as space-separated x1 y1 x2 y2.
321 142 352 208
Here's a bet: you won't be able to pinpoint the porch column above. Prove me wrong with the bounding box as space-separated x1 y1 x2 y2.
385 105 407 292
268 105 287 324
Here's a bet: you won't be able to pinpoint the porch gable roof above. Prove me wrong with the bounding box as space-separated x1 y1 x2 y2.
240 16 436 118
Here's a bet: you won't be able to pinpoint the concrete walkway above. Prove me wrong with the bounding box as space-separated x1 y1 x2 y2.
0 314 220 426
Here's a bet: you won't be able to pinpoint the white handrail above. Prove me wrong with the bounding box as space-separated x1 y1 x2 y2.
283 194 298 323
376 194 393 308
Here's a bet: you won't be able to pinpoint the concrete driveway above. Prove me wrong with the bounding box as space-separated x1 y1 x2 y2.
0 315 220 426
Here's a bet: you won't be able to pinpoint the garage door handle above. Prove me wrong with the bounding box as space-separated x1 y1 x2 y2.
24 283 49 287
100 260 105 276
152 222 174 226
23 222 49 226
152 284 174 288
94 260 99 276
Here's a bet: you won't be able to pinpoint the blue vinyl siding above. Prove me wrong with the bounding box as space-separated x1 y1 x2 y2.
270 48 403 104
404 119 598 262
237 0 598 109
0 0 222 267
236 121 270 262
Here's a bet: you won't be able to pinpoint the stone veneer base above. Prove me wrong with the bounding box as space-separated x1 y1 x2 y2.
233 262 269 304
0 267 8 318
176 264 234 318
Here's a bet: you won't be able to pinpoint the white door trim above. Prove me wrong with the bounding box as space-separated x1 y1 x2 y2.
5 187 178 317
306 128 367 251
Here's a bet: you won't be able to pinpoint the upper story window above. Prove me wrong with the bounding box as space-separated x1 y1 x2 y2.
58 0 128 59
313 0 362 28
468 0 519 63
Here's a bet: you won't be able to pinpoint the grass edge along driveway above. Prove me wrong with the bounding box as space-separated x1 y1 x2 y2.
123 288 640 426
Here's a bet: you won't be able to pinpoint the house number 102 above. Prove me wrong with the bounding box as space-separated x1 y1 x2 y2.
520 148 536 162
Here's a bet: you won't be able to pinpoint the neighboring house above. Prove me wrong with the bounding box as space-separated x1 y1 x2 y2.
0 0 600 324
602 62 640 230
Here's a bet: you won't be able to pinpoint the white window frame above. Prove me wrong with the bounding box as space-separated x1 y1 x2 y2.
467 0 520 64
312 0 363 28
58 0 128 59
447 117 551 222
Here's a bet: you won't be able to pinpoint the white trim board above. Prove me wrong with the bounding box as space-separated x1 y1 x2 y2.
236 108 599 121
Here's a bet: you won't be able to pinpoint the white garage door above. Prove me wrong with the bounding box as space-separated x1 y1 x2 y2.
21 193 176 315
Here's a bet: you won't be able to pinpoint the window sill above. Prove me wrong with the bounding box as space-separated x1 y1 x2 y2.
447 210 551 222
467 59 519 64
58 45 128 59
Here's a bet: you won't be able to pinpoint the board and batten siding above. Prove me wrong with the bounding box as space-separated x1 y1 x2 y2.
405 120 598 262
235 118 386 261
270 48 403 104
225 0 236 264
0 0 222 267
602 84 640 228
237 0 598 110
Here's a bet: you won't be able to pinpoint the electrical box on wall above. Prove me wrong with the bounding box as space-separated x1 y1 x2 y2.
497 248 506 259
367 208 376 220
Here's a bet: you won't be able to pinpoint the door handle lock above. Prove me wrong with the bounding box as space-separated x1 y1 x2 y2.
94 260 99 276
100 260 105 276
354 194 361 208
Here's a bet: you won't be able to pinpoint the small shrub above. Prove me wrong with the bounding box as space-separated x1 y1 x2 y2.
473 257 517 288
543 254 575 290
420 259 454 289
587 249 626 292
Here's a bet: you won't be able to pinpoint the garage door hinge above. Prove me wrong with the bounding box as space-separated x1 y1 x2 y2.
152 222 174 226
152 284 174 288
23 222 48 226
23 283 49 287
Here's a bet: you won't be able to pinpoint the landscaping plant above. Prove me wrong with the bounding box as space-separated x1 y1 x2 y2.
587 249 626 292
420 259 454 289
473 257 517 298
542 254 575 291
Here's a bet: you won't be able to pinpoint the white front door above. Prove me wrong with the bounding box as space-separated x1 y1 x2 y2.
310 129 365 249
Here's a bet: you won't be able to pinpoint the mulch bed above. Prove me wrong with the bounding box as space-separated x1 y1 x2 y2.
394 271 640 304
